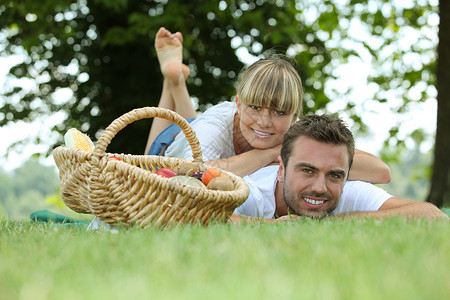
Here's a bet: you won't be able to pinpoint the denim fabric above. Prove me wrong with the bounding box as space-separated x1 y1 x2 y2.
147 118 196 156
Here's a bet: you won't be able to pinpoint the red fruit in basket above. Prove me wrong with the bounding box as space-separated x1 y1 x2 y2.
202 167 223 185
156 167 177 178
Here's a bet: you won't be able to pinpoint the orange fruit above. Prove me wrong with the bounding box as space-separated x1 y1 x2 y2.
202 167 223 185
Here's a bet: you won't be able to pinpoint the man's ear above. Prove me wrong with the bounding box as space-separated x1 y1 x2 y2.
277 156 285 183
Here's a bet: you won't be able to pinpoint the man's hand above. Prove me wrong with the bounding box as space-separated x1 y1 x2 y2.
275 214 302 222
229 213 303 224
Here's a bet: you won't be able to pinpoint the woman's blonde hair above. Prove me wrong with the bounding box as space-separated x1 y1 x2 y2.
236 57 303 117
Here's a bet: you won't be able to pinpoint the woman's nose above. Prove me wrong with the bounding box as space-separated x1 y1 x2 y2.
256 109 272 127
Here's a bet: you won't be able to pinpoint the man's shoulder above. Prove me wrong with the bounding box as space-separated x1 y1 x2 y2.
244 165 279 183
236 165 278 218
333 180 393 214
342 180 389 195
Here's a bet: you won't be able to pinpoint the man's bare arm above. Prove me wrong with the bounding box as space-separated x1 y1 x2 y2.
332 197 449 220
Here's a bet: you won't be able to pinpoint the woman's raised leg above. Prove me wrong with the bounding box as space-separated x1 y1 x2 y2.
145 27 196 154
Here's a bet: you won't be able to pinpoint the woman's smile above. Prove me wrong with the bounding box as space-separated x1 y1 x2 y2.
251 128 274 138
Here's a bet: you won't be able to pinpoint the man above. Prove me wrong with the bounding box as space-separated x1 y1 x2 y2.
231 114 448 222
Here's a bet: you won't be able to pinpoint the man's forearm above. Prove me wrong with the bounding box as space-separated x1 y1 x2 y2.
332 201 448 220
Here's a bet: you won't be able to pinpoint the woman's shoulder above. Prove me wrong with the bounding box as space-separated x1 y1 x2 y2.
201 101 236 116
188 101 236 129
190 101 235 128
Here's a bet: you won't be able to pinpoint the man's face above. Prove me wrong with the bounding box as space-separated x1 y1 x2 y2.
278 136 349 219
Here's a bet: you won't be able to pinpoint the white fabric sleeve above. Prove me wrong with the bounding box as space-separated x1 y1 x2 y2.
233 179 264 218
331 181 393 214
165 102 235 161
233 166 278 218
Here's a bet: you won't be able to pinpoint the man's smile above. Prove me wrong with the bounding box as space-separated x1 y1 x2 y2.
303 197 325 205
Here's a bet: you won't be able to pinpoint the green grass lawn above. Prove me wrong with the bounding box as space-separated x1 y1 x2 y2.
0 217 449 300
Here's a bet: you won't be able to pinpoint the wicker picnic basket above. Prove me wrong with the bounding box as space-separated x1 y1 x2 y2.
53 107 250 228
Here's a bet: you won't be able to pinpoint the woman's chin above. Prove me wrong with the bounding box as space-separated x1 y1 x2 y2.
249 139 278 150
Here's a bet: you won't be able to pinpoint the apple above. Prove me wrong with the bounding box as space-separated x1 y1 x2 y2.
156 167 177 178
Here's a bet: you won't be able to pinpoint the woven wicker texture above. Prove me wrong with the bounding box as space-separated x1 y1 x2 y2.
53 107 250 228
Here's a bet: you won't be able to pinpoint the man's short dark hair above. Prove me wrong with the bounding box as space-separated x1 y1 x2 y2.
280 114 355 173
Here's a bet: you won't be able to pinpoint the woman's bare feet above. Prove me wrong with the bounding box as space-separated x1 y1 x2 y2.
155 27 189 84
146 28 197 154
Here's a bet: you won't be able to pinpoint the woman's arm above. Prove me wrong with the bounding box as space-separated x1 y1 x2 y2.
348 149 391 184
205 145 281 177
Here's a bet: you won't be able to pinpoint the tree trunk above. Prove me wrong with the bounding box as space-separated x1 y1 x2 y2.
428 0 450 207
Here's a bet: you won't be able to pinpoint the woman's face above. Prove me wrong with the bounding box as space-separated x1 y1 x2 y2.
236 101 296 149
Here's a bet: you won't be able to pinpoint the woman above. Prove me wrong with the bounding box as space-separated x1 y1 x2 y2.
145 27 390 183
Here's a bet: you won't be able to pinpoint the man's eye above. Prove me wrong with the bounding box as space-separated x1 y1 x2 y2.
330 173 343 180
303 169 313 174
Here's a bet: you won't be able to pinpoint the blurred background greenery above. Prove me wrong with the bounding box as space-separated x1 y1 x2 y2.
1 0 449 218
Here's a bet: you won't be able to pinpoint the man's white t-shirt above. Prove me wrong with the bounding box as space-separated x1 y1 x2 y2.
165 101 237 161
234 165 393 218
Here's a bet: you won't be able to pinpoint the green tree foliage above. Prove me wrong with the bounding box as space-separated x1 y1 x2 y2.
382 148 432 202
1 0 438 149
0 171 14 217
13 159 59 196
0 159 60 219
0 170 14 201
0 0 341 155
1 1 447 206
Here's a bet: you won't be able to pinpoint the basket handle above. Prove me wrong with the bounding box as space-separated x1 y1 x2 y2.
93 107 203 162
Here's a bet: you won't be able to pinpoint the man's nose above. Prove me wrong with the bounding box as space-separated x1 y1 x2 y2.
310 175 327 194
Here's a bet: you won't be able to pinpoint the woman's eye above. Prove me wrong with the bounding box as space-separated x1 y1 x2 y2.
274 110 286 116
249 105 260 110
